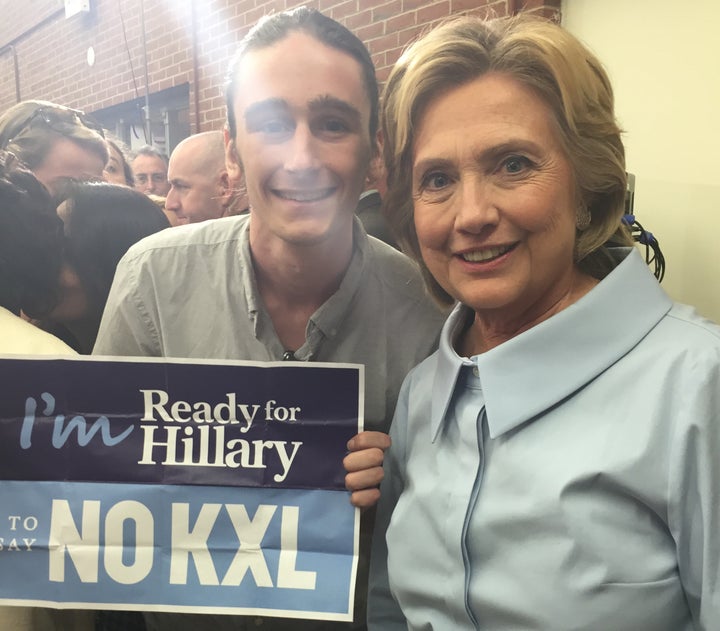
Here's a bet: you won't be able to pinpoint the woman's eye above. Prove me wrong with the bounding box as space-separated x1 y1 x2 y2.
424 172 450 190
503 156 531 174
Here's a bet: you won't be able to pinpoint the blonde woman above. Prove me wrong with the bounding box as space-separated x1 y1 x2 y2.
369 15 720 630
0 100 107 196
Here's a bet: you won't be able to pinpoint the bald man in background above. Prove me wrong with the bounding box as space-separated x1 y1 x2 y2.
165 131 248 224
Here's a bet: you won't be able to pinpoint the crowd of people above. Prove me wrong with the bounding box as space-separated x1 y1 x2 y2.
0 6 718 631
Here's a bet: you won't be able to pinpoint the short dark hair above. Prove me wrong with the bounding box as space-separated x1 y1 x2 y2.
0 150 64 317
58 181 170 314
224 6 379 141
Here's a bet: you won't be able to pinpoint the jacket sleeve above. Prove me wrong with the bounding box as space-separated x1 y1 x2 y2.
669 348 720 628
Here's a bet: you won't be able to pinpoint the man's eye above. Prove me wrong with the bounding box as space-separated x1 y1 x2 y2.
321 119 349 134
259 120 292 135
105 165 117 173
152 174 166 183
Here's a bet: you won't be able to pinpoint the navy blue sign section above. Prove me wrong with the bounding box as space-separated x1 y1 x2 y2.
0 356 363 621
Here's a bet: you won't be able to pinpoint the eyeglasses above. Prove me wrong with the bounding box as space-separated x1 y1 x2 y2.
2 105 105 149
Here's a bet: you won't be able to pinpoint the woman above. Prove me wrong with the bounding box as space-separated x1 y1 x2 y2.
368 15 720 630
0 151 95 630
45 182 170 353
0 100 108 197
104 136 134 186
0 151 73 355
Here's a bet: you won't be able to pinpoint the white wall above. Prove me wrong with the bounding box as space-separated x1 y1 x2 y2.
562 0 720 321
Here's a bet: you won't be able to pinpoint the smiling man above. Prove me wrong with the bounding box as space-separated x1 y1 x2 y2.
94 8 445 630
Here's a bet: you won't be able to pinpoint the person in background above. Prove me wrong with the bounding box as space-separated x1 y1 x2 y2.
0 150 95 631
130 145 170 196
368 14 720 630
95 7 446 630
165 130 247 224
104 135 134 186
42 181 170 353
146 192 183 227
356 151 397 248
0 150 73 355
0 100 107 196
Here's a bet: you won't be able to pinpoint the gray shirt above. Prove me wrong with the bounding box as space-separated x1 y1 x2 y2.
94 213 445 631
95 214 445 434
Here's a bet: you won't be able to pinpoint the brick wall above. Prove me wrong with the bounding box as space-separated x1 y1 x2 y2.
0 0 560 133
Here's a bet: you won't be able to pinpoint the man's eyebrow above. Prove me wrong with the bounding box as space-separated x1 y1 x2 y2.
244 98 289 123
308 95 361 123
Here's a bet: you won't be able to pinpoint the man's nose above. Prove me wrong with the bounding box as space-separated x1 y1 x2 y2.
165 189 178 210
284 125 319 173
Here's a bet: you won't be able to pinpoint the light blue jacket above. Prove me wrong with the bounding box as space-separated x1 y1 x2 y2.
369 248 720 630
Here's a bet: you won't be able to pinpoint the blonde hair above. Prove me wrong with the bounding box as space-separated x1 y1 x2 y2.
0 100 108 171
382 15 632 304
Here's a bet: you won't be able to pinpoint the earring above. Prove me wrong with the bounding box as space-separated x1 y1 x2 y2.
576 203 591 231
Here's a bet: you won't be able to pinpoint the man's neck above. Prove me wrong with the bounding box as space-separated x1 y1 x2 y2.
249 220 355 351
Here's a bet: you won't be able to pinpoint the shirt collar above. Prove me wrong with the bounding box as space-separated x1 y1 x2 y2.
309 217 368 338
240 215 368 339
430 305 474 439
238 215 260 322
431 248 672 441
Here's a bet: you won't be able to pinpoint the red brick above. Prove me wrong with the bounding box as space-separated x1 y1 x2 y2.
373 0 403 21
386 11 417 33
418 1 451 23
0 0 561 130
356 21 385 42
345 8 373 30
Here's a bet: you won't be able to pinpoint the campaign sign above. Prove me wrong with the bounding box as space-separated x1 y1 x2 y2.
0 356 363 620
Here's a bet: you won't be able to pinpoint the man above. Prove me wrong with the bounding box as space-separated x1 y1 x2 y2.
165 130 247 224
355 152 397 248
95 8 445 630
131 145 171 196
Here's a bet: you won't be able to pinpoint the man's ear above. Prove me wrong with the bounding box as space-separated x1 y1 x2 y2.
218 170 234 209
365 129 385 189
224 126 243 182
367 130 388 197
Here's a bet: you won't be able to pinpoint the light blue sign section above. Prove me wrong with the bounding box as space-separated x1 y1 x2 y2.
0 481 357 620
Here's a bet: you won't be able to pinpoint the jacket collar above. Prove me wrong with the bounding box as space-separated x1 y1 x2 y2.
430 248 672 441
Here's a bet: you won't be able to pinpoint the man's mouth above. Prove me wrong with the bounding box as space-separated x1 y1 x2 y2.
460 243 516 263
273 188 334 202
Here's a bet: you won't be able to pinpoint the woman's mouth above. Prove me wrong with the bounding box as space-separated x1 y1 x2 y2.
460 243 516 263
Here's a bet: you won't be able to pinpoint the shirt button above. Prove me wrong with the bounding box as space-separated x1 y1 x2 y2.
254 618 264 626
472 366 479 377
